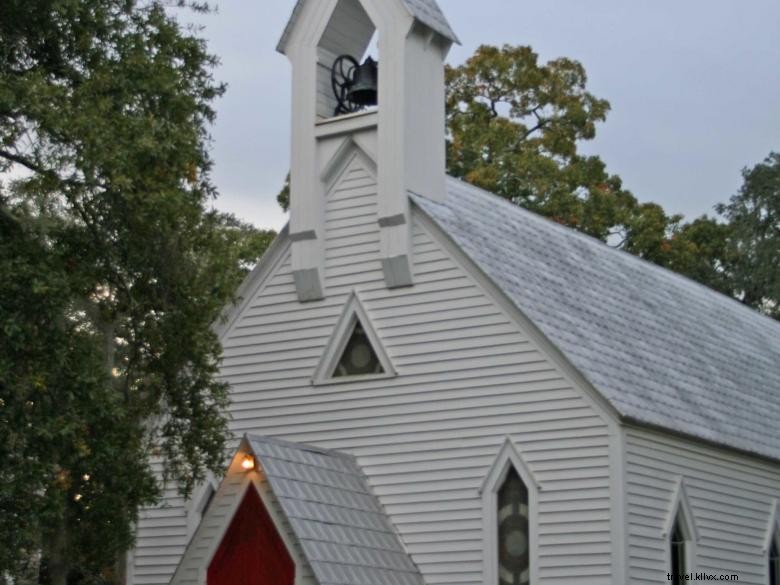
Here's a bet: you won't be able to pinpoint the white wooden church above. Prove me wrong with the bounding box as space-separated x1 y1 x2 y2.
128 1 780 584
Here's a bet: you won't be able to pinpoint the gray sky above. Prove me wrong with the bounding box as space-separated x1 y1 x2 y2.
195 0 780 231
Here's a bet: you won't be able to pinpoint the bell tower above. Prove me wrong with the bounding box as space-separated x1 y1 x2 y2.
277 0 458 301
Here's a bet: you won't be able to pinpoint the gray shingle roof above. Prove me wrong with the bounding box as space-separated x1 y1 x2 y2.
246 435 424 585
277 0 459 53
399 0 459 43
414 178 780 461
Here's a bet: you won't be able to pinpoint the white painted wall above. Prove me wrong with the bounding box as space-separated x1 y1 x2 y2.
624 425 780 584
130 150 620 585
128 458 188 585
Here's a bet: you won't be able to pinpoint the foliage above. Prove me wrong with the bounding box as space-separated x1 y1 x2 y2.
0 1 272 582
0 205 158 583
717 153 780 318
446 44 635 240
277 172 291 214
445 45 738 297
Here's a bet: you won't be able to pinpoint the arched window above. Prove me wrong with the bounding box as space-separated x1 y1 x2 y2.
770 533 779 585
482 439 539 585
670 514 687 585
497 467 530 585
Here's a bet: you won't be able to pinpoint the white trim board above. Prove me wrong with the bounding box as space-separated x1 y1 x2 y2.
663 476 699 576
764 499 780 554
662 477 699 542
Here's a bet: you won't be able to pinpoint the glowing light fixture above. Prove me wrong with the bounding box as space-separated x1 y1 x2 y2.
241 455 255 471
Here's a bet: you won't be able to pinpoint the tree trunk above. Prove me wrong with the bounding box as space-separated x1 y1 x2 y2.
115 551 128 585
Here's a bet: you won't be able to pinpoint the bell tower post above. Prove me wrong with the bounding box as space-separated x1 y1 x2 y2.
277 0 458 301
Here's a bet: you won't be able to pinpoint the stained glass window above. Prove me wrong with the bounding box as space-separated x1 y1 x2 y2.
333 322 383 377
498 467 530 585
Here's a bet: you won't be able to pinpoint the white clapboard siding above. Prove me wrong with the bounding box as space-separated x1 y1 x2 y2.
130 457 189 585
131 152 616 585
625 426 780 584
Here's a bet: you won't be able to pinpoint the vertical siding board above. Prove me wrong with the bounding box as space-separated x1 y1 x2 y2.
131 155 614 585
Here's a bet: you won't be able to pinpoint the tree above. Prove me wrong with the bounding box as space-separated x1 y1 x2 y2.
446 44 638 241
717 153 780 319
445 45 736 294
0 1 272 582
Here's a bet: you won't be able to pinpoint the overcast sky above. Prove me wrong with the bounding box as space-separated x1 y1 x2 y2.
194 0 780 231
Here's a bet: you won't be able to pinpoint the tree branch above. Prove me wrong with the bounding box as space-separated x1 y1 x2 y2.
0 148 47 176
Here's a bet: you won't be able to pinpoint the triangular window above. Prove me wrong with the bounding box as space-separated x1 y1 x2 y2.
333 322 384 378
313 292 395 384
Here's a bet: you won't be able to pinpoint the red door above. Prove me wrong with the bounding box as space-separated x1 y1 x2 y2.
208 487 295 585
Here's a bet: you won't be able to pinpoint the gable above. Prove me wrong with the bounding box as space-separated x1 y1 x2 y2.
170 447 312 585
172 436 425 585
214 179 618 584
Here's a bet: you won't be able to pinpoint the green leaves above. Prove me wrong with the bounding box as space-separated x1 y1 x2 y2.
446 44 624 238
1 1 273 581
717 153 780 318
444 44 773 312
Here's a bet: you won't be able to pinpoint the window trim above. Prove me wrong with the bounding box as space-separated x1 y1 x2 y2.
764 499 780 585
663 477 698 581
481 438 540 585
769 534 779 585
312 291 396 386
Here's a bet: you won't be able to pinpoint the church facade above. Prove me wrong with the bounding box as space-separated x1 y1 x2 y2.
128 1 780 584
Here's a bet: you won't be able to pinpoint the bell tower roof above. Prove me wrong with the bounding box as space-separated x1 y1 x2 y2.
276 0 459 54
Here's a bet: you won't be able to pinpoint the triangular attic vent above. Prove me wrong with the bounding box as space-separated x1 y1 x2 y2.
313 292 395 383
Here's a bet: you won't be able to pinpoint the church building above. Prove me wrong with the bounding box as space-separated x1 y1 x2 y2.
128 1 780 584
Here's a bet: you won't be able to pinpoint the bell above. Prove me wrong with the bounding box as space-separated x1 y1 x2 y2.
347 57 378 107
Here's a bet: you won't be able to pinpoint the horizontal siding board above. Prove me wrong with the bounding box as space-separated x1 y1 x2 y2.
132 158 614 584
625 427 780 584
